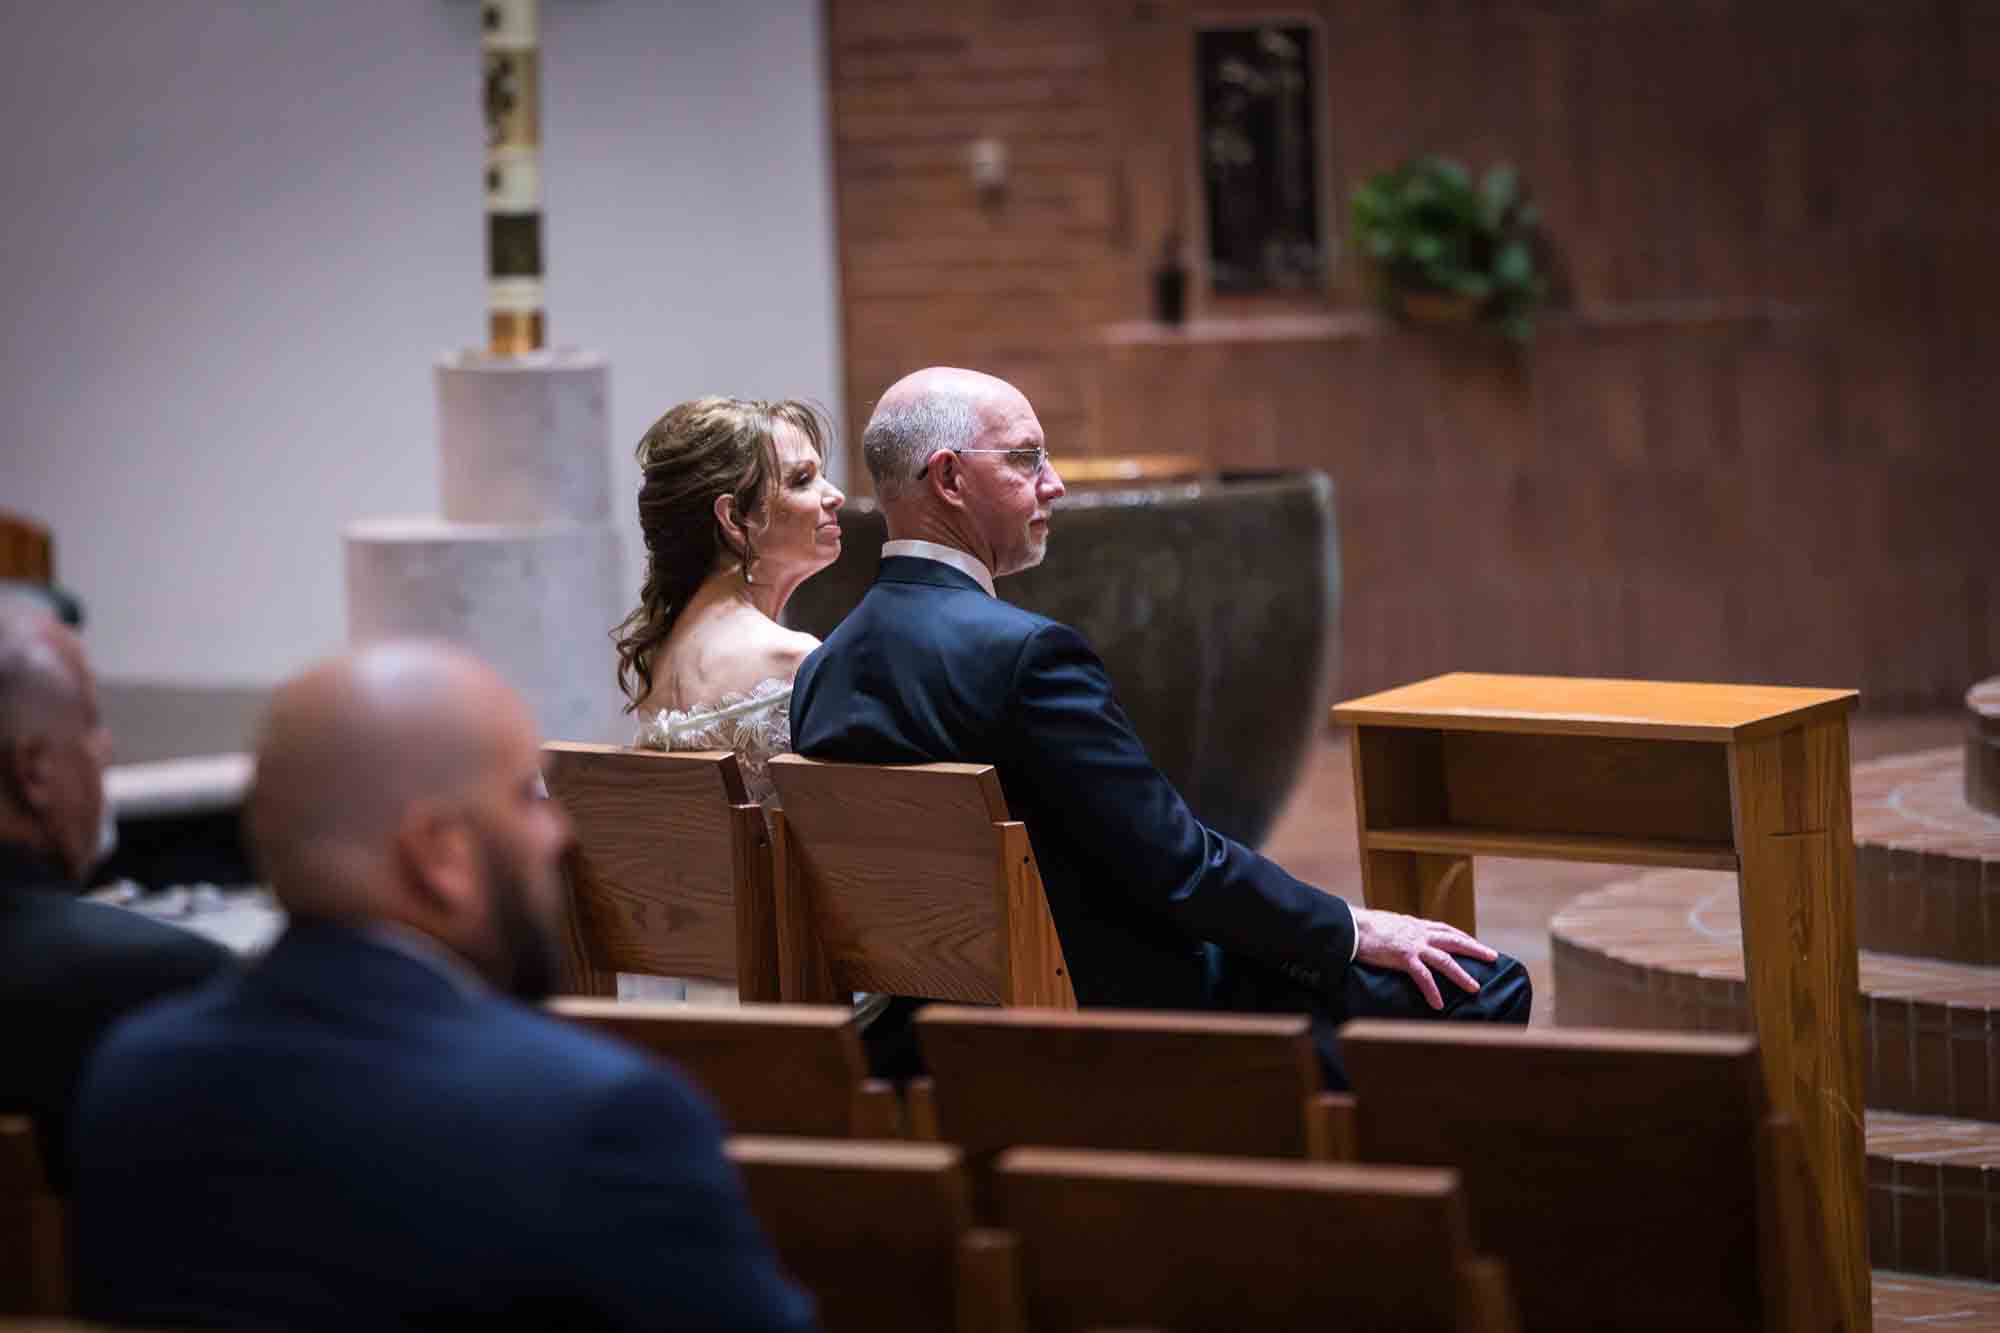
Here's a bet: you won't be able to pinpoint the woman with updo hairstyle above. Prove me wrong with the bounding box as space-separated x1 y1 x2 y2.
615 396 844 813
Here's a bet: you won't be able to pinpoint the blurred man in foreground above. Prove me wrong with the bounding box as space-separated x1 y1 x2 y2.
76 640 815 1333
0 597 230 1185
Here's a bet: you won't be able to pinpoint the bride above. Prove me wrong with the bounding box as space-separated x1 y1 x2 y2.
615 395 844 808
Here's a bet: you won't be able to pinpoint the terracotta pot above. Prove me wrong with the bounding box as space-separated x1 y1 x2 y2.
785 470 1341 848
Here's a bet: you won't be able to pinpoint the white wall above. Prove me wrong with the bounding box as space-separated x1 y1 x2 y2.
0 0 843 686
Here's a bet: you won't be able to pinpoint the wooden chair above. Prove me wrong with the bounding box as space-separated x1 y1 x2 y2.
1338 1022 1837 1333
541 743 778 1001
729 1136 1024 1333
0 514 52 584
0 1118 66 1316
995 1147 1518 1332
764 756 1074 1009
547 999 900 1137
908 1006 1351 1205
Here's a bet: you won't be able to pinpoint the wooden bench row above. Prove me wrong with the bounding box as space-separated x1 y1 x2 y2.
547 1002 1838 1333
544 744 1075 1007
733 1135 1518 1333
3 1008 1839 1331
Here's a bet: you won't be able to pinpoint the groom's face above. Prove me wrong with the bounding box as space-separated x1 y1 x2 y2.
964 392 1064 577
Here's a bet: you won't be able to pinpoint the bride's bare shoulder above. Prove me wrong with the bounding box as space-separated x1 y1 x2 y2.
749 622 821 683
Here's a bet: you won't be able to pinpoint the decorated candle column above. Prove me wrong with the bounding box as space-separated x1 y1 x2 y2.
345 0 627 744
483 0 544 355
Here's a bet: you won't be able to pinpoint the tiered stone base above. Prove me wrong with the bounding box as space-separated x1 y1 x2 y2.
1552 742 2000 1280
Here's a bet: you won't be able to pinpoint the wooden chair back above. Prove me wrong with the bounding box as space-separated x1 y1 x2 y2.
0 1118 65 1316
541 743 777 1000
910 1006 1349 1194
765 756 1074 1008
1340 1022 1833 1333
996 1147 1517 1332
0 515 52 584
729 1136 1024 1333
548 1000 900 1137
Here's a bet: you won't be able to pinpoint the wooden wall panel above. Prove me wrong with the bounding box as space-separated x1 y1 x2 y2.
825 0 2000 709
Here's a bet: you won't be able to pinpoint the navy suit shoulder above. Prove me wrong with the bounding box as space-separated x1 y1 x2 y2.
75 922 816 1333
0 881 231 1188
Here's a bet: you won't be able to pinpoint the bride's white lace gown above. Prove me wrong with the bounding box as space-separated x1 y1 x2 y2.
623 677 793 1005
634 676 793 809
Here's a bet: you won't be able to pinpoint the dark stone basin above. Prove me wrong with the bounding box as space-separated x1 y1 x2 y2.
784 470 1340 847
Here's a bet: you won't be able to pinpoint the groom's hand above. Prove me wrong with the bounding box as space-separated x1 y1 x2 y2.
1350 907 1499 1010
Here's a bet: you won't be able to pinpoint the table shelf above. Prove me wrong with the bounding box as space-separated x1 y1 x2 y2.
1364 825 1739 870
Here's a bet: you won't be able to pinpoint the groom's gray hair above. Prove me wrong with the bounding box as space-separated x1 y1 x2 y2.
862 387 981 501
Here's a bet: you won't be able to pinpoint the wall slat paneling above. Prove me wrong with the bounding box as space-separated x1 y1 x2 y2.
826 0 1999 708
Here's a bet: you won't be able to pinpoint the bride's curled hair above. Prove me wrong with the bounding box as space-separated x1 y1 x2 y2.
614 396 832 709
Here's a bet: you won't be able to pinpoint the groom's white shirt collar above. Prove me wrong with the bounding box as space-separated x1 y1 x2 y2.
881 540 996 597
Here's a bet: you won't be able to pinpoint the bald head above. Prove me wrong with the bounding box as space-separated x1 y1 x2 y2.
0 598 107 881
246 641 535 916
0 597 89 741
862 367 1030 501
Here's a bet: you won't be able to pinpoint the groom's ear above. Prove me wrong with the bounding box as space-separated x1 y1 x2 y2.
923 450 966 508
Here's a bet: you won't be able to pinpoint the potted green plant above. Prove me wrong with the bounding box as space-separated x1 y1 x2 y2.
1348 155 1547 340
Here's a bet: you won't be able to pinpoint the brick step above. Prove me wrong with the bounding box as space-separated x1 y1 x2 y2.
1551 868 2000 1120
1870 1111 2000 1282
1853 746 2000 966
1875 1269 2000 1326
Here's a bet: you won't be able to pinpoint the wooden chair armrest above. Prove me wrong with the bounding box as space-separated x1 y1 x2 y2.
906 1077 943 1141
851 1079 904 1138
1459 1255 1520 1333
956 1227 1026 1333
1305 1091 1358 1161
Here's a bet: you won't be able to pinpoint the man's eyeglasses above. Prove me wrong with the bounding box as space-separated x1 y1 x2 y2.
915 446 1051 481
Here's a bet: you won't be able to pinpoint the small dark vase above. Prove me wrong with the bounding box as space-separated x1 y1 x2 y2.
1153 262 1188 325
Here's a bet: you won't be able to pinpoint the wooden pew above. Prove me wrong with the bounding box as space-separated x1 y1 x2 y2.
729 1136 1024 1333
0 514 53 584
764 757 1075 1009
908 1006 1352 1200
548 1000 900 1138
996 1147 1518 1332
540 743 778 1001
1339 1022 1837 1333
0 1118 65 1316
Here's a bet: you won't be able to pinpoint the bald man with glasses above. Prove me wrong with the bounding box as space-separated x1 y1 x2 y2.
792 367 1531 1085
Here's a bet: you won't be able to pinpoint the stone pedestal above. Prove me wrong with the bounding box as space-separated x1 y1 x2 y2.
437 350 610 523
344 351 624 744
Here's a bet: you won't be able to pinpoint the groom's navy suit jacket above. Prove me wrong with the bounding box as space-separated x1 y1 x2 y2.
792 556 1357 1011
73 920 817 1333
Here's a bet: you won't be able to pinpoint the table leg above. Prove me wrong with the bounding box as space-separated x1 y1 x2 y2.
1730 719 1869 1333
1359 849 1477 938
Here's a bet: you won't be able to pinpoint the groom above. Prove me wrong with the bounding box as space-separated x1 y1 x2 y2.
791 367 1530 1083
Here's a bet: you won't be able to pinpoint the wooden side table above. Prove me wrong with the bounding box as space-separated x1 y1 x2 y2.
1332 672 1867 1333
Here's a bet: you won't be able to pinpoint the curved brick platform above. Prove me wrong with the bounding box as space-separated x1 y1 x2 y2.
1971 679 2000 816
1854 748 2000 966
1553 868 2000 1118
1552 867 2000 1278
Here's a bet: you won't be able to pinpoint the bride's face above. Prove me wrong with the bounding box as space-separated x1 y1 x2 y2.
751 423 845 580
